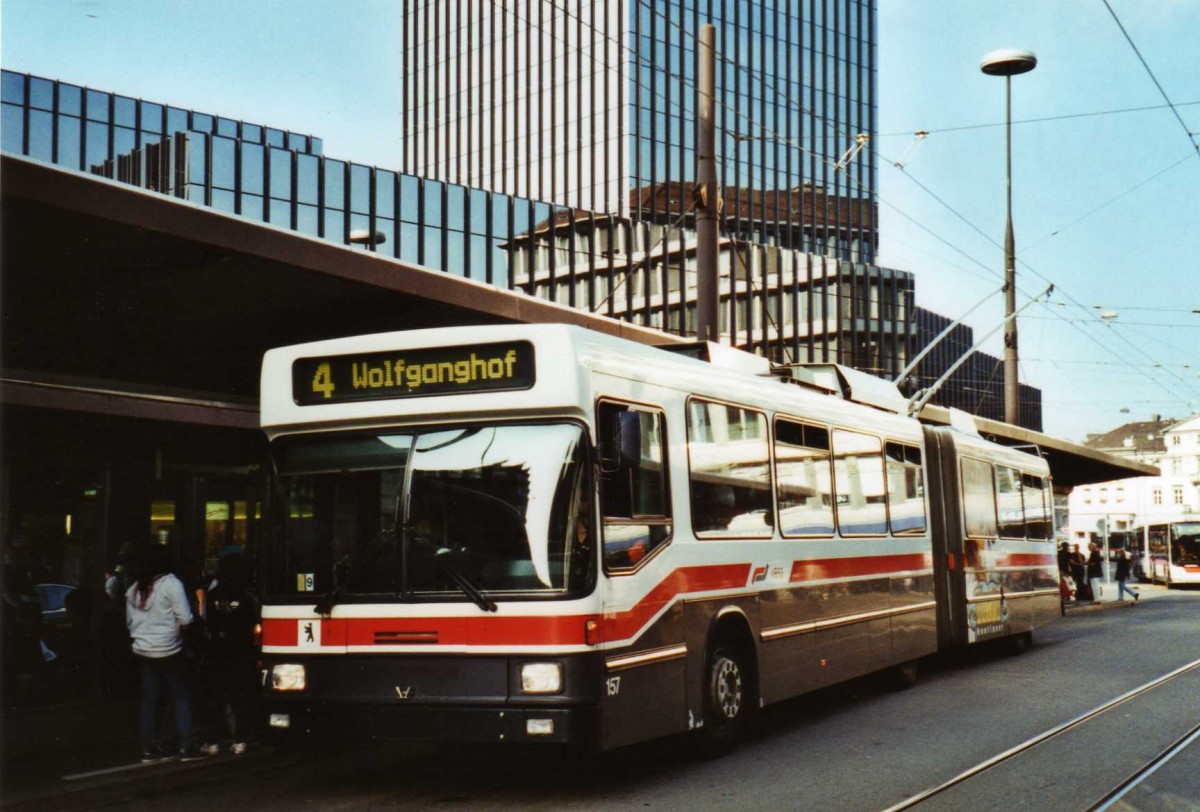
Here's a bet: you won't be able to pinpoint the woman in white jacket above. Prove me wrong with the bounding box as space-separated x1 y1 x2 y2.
126 544 207 763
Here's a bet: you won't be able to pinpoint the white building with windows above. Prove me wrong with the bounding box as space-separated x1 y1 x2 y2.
1067 414 1200 546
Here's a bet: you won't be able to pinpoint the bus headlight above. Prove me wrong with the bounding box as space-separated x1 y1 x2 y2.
272 663 307 691
520 662 563 694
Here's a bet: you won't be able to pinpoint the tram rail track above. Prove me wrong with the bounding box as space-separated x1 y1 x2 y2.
1087 719 1200 811
882 656 1200 811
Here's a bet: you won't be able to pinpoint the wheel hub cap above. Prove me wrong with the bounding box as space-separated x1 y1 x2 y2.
715 658 742 719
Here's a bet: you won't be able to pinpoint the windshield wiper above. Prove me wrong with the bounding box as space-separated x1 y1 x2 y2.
404 525 497 612
435 548 498 612
313 527 394 617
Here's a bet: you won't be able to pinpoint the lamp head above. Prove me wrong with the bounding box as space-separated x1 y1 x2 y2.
980 49 1038 77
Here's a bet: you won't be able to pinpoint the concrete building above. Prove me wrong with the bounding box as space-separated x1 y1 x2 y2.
1066 415 1200 548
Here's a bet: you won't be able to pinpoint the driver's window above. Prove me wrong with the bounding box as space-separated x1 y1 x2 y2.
597 401 672 571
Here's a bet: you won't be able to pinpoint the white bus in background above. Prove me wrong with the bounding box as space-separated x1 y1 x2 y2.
1137 520 1200 586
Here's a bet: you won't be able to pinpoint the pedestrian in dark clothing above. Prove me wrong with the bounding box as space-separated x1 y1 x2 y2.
1115 549 1140 602
1070 544 1091 601
199 554 258 756
1087 544 1104 597
1057 543 1071 577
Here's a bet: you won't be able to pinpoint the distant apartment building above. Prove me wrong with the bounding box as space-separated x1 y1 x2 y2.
1067 414 1200 545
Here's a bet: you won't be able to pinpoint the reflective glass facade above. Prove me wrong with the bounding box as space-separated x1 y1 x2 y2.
629 0 875 258
402 0 876 261
0 70 320 174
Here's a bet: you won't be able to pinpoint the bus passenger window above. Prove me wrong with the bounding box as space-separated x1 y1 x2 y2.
597 402 671 571
961 458 997 539
687 400 772 538
885 442 926 535
996 466 1024 539
774 420 834 537
832 430 887 536
1021 473 1052 540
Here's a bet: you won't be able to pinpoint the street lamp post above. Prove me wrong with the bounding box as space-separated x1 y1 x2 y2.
981 48 1037 426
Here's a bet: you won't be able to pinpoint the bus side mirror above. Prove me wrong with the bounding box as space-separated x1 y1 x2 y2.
600 411 642 473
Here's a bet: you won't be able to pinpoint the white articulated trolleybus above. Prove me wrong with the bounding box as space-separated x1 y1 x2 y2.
258 324 1059 752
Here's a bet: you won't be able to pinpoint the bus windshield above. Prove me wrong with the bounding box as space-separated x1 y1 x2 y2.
266 423 593 605
1171 523 1200 565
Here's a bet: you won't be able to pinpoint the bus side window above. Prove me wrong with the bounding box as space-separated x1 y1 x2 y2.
885 442 926 536
597 402 672 571
1021 473 1051 540
832 429 887 536
961 458 997 539
687 400 773 538
996 466 1024 539
775 419 834 537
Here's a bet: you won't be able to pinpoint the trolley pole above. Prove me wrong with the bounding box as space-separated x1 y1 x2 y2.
695 23 719 342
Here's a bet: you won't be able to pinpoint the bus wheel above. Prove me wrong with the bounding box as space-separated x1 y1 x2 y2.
888 659 920 691
698 643 752 755
1006 631 1033 656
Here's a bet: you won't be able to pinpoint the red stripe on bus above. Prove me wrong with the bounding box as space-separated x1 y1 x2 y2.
262 555 941 649
997 552 1057 567
262 620 298 647
789 553 930 582
262 563 751 648
600 563 752 642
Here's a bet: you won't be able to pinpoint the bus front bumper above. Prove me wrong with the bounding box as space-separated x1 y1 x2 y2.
264 702 591 745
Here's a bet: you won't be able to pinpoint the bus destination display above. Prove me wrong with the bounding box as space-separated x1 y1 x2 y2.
292 342 535 405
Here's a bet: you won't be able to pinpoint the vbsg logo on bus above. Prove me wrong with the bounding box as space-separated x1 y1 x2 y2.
291 341 536 405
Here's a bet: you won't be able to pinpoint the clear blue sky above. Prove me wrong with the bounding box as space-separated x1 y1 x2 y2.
4 0 1198 442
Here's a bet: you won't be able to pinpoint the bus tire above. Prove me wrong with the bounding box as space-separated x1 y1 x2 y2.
1006 631 1033 656
697 641 753 756
888 659 920 691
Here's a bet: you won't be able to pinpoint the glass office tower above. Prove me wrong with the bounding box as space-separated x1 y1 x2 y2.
402 0 877 262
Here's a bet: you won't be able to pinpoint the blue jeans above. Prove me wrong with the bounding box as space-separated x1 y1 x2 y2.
138 652 192 753
1117 579 1138 601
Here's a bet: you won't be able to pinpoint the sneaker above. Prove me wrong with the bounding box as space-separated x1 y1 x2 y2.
179 746 214 763
1134 592 1140 602
230 742 247 755
141 749 174 764
199 742 220 757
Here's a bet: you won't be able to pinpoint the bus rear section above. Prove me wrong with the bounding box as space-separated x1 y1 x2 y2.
924 425 1060 650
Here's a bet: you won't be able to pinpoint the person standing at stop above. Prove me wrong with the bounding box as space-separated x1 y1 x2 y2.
200 553 258 755
126 543 210 763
